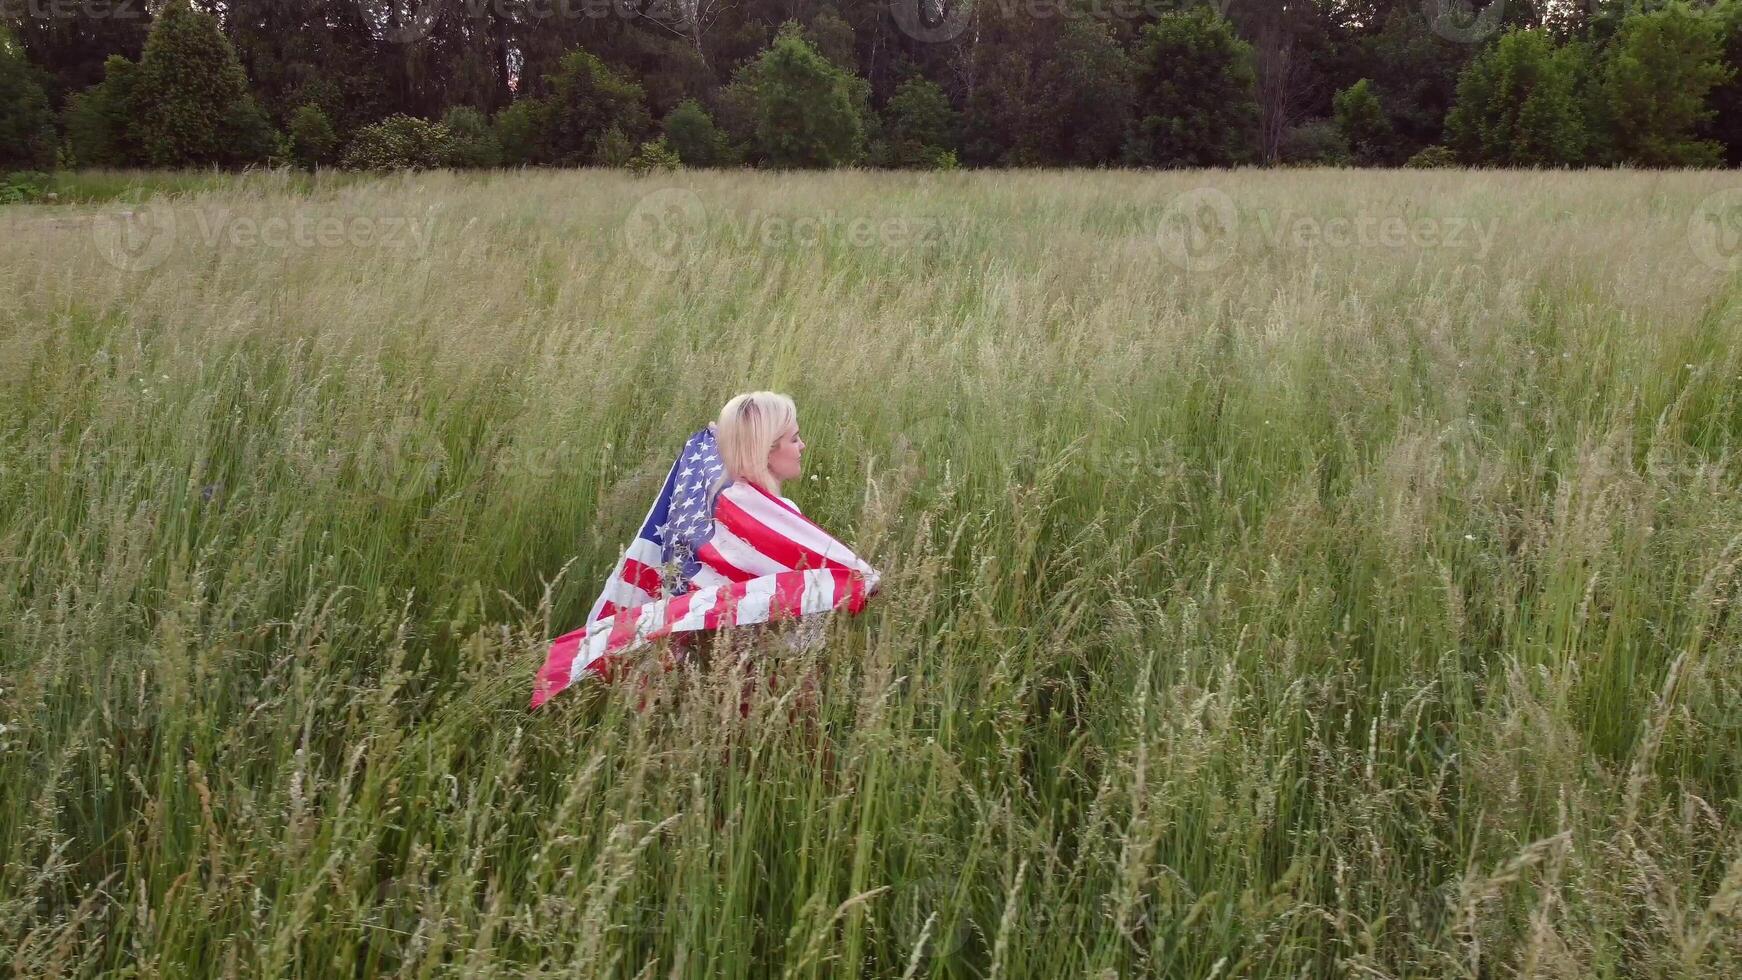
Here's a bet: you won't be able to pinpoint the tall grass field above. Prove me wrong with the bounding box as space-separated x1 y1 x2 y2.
3 168 1741 978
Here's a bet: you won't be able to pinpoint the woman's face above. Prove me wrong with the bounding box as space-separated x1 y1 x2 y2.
767 421 804 483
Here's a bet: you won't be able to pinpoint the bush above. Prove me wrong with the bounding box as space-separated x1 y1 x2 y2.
880 76 957 169
1405 145 1457 169
1278 119 1351 166
289 104 339 169
662 99 730 167
440 107 502 168
592 125 634 167
342 115 453 171
493 100 544 167
627 137 682 175
0 170 51 204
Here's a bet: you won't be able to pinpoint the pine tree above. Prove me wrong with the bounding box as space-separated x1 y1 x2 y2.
130 0 277 166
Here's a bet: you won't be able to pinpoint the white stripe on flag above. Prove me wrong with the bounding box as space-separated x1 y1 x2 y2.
735 575 778 628
799 568 840 614
708 523 789 578
668 588 717 632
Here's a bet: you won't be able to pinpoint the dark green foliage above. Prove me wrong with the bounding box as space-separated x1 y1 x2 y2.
288 104 339 169
541 50 653 166
493 100 543 167
130 0 278 167
733 24 866 169
662 99 731 167
62 55 139 168
592 125 634 167
0 169 51 203
1124 8 1258 167
962 8 1132 167
439 107 502 169
1596 1 1732 167
878 76 957 169
1444 29 1589 167
1333 79 1396 166
341 114 452 171
805 8 856 70
0 27 55 170
1711 0 1742 164
1279 119 1352 166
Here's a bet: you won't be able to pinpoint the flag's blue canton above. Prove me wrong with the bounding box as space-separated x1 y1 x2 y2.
640 427 725 596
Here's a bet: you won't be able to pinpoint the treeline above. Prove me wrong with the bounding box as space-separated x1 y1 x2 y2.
3 0 1741 172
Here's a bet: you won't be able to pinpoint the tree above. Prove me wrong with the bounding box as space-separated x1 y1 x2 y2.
1595 1 1731 167
879 75 958 169
1124 8 1259 167
663 98 731 167
0 25 55 169
130 0 277 166
1333 78 1396 165
730 23 867 168
961 4 1133 167
541 49 653 165
63 54 139 167
1711 0 1742 164
1444 28 1588 167
288 103 338 169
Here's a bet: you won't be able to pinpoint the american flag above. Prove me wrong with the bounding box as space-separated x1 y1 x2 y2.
532 426 880 709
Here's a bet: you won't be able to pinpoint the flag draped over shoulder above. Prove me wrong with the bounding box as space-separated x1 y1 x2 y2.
532 426 881 709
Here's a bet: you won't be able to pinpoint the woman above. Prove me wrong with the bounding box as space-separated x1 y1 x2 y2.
535 390 877 713
703 391 834 720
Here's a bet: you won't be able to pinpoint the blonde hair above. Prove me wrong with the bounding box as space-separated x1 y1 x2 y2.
714 391 798 497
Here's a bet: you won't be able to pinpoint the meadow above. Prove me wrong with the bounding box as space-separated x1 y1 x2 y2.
2 166 1740 978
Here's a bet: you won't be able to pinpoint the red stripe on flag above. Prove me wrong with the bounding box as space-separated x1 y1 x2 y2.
531 626 586 709
622 559 662 598
705 580 744 629
769 570 807 624
715 493 854 577
695 539 757 583
645 590 695 642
